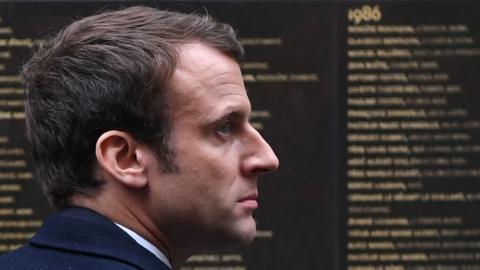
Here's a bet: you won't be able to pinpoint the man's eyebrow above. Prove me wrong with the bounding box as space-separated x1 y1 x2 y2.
217 106 250 121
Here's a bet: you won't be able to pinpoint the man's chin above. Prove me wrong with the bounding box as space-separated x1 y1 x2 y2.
217 218 257 248
197 216 257 251
234 216 257 246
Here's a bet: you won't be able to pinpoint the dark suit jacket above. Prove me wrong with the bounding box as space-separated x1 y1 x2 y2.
0 207 170 270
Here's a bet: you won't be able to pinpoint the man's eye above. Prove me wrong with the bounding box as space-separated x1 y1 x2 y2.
216 121 233 134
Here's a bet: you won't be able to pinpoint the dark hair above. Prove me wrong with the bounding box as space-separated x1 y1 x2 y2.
22 6 244 208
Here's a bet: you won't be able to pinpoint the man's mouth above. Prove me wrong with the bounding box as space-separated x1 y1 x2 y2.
238 193 258 209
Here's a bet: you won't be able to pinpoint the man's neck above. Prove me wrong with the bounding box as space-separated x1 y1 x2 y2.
69 195 181 268
115 222 172 268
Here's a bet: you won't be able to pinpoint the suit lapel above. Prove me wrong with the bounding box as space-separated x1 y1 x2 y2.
30 207 170 270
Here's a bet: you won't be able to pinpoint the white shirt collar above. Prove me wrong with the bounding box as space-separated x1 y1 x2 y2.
115 223 172 269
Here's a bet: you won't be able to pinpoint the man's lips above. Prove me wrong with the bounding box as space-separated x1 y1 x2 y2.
238 194 259 209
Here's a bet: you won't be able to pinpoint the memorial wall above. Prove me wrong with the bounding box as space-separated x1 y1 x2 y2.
338 2 480 270
0 1 479 270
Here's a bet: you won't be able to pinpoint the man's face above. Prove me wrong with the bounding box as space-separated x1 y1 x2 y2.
144 42 279 251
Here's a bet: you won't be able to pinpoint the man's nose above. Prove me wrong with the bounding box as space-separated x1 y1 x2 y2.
241 126 279 177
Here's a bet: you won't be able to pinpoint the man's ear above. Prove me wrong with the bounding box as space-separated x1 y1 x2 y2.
95 131 147 189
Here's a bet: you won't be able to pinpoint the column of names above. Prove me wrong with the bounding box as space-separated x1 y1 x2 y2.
345 4 480 270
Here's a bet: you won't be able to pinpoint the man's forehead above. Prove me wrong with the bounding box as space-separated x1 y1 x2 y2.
166 42 248 115
169 42 245 95
174 43 241 77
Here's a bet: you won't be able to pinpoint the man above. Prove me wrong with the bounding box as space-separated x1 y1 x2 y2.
0 6 278 269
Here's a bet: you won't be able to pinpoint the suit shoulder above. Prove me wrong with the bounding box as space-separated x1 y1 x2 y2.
0 243 140 270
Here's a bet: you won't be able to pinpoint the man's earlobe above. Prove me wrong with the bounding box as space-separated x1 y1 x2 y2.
95 131 148 189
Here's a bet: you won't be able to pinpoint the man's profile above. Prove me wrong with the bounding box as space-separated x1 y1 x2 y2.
0 6 278 269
